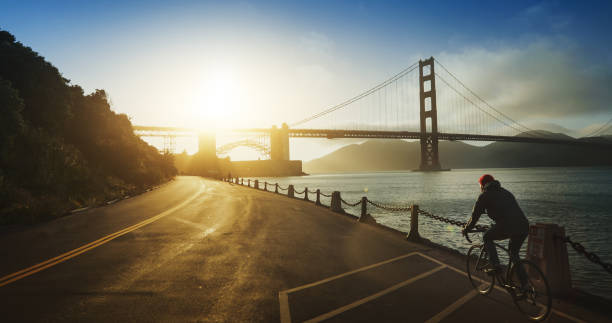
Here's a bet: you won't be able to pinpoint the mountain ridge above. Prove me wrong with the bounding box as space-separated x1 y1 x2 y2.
303 131 612 173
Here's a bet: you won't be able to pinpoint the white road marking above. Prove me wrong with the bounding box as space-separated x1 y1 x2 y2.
304 265 446 323
424 289 478 323
279 292 291 323
278 252 422 323
281 252 420 294
416 252 585 323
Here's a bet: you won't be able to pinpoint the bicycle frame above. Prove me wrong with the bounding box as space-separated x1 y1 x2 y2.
468 230 520 294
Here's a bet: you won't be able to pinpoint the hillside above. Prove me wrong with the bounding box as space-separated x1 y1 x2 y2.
304 132 612 173
0 30 177 224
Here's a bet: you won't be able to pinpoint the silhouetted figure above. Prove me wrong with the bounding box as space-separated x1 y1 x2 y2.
462 174 530 290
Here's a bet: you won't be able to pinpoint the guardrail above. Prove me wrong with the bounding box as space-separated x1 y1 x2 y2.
223 177 611 279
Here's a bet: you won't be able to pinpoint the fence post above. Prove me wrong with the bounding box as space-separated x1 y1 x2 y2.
407 204 421 242
235 177 238 184
248 179 250 187
264 182 267 191
275 183 278 193
526 223 572 296
315 189 321 205
359 197 368 219
304 188 309 201
254 180 259 189
330 191 344 213
288 185 295 198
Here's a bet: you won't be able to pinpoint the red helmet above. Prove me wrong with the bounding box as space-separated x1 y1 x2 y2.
479 174 494 186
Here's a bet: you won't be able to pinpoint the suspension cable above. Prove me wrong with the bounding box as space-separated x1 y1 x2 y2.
290 62 419 127
434 58 549 138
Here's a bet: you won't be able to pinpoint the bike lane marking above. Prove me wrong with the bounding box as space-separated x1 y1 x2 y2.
424 289 478 323
278 251 421 323
416 252 586 323
0 181 206 288
304 265 446 323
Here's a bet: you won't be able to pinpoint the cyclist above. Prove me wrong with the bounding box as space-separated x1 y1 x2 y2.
462 174 530 292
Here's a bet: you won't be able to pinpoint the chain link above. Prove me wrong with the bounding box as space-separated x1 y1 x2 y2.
417 209 488 231
366 199 412 212
341 198 362 207
294 188 306 195
563 236 612 274
320 192 332 197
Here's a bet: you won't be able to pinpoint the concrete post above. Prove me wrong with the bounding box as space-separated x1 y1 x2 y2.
275 183 278 193
304 187 309 201
315 189 321 205
360 196 367 218
407 205 421 242
288 185 294 198
330 191 344 213
527 223 572 296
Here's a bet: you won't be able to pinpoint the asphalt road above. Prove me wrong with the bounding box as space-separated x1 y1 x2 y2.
0 176 607 322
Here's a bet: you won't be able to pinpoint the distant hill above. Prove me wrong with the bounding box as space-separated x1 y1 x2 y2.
303 131 612 173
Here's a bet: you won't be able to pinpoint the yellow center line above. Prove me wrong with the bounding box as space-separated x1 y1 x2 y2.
0 181 204 288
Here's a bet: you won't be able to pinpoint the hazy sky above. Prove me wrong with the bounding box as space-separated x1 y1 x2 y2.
2 1 612 160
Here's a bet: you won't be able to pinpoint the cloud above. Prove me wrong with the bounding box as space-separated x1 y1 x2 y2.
435 40 612 124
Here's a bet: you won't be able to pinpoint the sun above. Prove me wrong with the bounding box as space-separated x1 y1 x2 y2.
190 65 245 130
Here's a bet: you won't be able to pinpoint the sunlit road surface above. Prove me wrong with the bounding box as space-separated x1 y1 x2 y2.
0 176 605 322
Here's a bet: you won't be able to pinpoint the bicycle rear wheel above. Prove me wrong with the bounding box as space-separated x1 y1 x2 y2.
509 260 552 321
466 244 494 295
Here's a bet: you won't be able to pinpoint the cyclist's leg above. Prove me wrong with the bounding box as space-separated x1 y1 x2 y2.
483 225 507 271
509 232 528 287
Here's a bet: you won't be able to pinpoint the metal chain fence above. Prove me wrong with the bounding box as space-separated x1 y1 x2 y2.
340 198 362 207
417 209 488 231
366 199 412 212
563 236 612 274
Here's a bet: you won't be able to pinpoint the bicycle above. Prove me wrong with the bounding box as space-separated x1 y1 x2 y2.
464 228 552 321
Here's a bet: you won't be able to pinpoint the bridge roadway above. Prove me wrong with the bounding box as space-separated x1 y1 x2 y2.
0 177 608 322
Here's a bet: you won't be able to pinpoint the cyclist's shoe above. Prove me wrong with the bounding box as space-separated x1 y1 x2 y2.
514 284 532 300
483 265 502 276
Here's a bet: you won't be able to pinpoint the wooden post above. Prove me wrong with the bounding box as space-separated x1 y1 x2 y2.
254 180 259 189
304 187 309 201
330 191 344 213
288 185 294 198
275 183 278 193
264 182 267 191
407 204 421 241
248 179 250 187
315 189 321 205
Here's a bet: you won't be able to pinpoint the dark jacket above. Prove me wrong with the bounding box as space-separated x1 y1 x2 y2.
466 180 529 234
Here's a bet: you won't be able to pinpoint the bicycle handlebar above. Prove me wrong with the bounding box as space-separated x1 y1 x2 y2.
463 228 487 244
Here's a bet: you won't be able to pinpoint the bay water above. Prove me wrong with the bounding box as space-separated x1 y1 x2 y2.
255 167 612 299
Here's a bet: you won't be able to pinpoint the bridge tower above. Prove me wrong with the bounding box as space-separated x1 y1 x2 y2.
418 57 443 171
270 123 290 161
198 132 217 161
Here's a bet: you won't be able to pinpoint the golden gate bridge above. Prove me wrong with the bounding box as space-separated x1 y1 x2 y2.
133 57 612 171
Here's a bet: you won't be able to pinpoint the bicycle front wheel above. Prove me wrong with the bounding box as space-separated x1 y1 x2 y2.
466 244 494 295
509 260 552 321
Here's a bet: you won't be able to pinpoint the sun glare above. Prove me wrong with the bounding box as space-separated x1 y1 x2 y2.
191 65 246 130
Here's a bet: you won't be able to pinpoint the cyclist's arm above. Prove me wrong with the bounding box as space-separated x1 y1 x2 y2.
465 194 486 231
